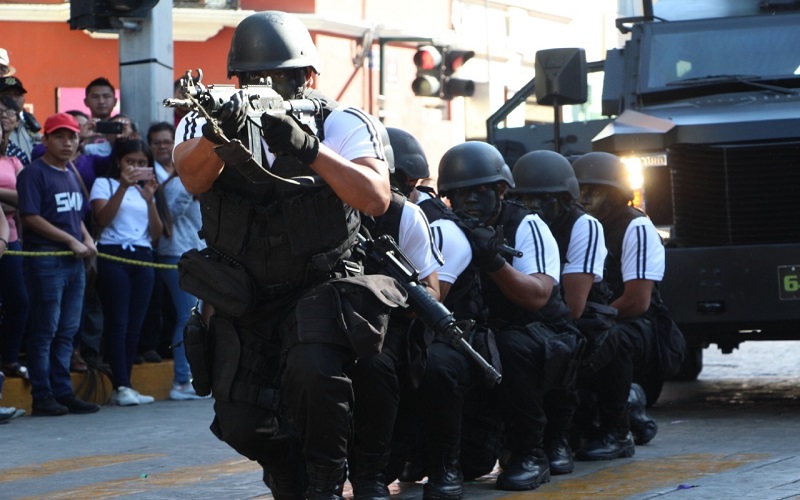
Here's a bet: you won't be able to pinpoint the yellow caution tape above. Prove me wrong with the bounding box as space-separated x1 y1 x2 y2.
4 250 178 269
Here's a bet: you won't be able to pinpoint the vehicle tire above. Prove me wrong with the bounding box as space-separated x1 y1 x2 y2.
672 344 703 381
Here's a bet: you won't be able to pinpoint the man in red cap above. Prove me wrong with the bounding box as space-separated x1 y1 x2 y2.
16 113 99 416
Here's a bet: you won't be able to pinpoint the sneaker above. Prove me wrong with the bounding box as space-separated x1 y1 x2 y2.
111 386 140 406
169 382 206 401
130 388 155 405
32 396 69 416
56 395 101 414
0 406 26 424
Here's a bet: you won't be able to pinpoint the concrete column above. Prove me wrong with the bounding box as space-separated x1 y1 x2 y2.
118 0 174 134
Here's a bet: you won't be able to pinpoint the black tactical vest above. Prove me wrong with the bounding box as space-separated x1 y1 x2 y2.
418 195 488 324
601 204 664 307
362 188 405 244
548 204 584 265
481 201 574 330
197 92 361 295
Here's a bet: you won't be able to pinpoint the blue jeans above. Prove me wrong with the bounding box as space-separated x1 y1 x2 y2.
158 255 195 385
97 244 155 389
0 240 30 365
24 253 86 400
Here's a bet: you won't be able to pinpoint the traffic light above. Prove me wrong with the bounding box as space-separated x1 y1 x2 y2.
69 0 159 31
411 45 444 97
441 49 475 100
411 45 475 100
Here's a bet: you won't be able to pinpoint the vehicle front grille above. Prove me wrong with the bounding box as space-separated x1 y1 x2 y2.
669 141 800 246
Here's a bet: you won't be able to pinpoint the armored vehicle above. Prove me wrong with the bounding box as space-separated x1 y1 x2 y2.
488 0 800 391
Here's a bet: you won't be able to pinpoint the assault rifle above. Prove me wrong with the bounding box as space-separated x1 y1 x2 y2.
452 209 523 259
357 233 502 387
163 69 324 184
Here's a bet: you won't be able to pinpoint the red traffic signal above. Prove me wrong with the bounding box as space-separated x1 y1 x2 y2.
412 45 444 97
413 45 443 71
411 45 475 99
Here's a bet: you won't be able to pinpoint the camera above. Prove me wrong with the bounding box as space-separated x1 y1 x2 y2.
95 121 124 135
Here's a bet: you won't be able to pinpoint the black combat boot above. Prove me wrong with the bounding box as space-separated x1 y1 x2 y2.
398 460 426 483
423 445 464 500
495 448 550 491
629 383 658 445
575 409 635 461
264 466 306 500
544 433 574 475
349 452 391 500
306 464 346 500
543 414 575 475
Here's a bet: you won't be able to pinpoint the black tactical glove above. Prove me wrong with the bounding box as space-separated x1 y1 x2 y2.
469 225 506 273
201 90 248 145
261 113 320 165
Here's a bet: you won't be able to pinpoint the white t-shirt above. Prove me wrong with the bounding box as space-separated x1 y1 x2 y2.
416 190 471 285
512 213 562 284
621 217 665 282
174 105 386 165
563 213 607 282
89 177 153 249
398 200 442 281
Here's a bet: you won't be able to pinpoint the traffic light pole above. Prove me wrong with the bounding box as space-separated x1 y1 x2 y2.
378 36 432 118
118 0 174 132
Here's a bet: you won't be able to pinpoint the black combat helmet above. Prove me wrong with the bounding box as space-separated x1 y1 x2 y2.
572 151 633 201
386 127 429 180
511 150 580 200
227 11 322 78
437 141 515 195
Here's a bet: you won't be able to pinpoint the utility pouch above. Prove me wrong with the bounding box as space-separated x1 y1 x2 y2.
465 325 503 387
183 304 212 397
295 275 407 357
576 301 619 376
526 322 586 390
651 305 686 379
178 248 256 316
209 316 241 402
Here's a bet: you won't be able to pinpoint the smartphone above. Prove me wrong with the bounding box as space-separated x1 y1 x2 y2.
96 121 124 135
132 166 155 182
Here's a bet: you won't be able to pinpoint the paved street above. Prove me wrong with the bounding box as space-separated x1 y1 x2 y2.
2 341 800 499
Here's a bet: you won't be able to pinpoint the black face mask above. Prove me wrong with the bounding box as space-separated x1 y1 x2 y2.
448 183 501 224
238 69 306 100
517 193 564 225
580 185 616 221
391 170 417 197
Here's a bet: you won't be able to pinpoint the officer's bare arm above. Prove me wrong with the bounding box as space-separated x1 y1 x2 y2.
173 138 391 216
439 281 453 302
562 272 595 319
420 270 441 303
311 148 391 216
174 138 225 195
611 278 653 318
487 266 554 312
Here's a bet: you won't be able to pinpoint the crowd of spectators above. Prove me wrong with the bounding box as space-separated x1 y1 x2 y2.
0 50 206 424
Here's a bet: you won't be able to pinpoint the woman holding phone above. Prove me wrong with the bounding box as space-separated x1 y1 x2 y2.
90 139 163 406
